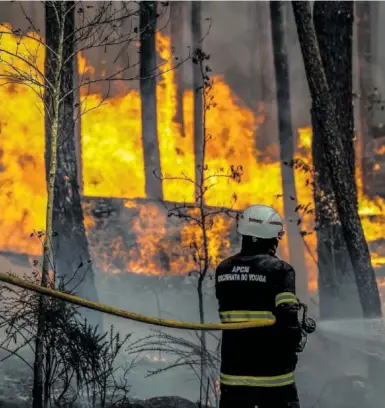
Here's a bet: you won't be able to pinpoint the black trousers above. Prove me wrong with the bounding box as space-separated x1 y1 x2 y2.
219 383 300 408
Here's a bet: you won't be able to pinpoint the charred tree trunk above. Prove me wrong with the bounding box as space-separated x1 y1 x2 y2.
356 2 375 197
44 2 100 324
255 2 276 152
170 1 185 136
312 2 361 319
140 1 163 199
191 1 203 201
247 2 260 110
270 1 308 301
292 0 381 313
297 1 385 389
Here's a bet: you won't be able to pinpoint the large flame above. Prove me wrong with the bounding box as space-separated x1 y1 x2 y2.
0 25 46 255
0 25 384 292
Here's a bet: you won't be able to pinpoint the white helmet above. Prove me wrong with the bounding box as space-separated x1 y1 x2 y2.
237 205 285 240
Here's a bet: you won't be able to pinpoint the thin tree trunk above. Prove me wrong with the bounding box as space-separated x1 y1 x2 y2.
33 3 66 407
154 291 162 360
197 275 206 406
356 1 374 197
73 45 83 193
44 345 51 408
170 1 185 136
140 1 162 199
196 51 208 407
270 1 308 301
292 0 381 314
45 2 101 328
197 222 208 406
191 1 203 201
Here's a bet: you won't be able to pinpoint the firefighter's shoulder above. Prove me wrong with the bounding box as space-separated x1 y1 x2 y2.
261 255 295 276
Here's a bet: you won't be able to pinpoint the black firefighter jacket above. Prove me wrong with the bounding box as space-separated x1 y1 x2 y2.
215 252 302 388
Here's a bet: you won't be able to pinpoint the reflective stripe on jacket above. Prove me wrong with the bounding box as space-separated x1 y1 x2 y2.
219 310 276 324
220 372 295 387
275 292 298 307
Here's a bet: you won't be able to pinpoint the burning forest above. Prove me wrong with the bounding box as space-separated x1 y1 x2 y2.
1 21 385 289
0 1 385 408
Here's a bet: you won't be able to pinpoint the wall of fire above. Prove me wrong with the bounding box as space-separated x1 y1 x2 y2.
0 2 384 299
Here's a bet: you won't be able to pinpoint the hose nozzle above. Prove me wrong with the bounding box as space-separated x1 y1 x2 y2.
296 300 316 352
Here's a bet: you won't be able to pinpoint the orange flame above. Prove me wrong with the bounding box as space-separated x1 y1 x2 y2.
0 24 384 293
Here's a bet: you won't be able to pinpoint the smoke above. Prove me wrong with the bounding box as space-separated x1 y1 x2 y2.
317 318 385 358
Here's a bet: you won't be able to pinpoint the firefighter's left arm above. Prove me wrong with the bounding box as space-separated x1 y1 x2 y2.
274 263 302 348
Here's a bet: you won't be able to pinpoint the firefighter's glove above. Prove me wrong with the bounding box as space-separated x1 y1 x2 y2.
295 300 316 353
288 325 303 353
296 331 306 353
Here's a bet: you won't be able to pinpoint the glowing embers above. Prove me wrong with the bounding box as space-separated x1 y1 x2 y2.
83 198 236 275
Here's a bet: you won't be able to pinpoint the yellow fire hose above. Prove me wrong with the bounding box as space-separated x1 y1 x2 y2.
0 272 275 331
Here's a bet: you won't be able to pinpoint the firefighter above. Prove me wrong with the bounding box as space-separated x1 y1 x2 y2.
215 204 302 408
